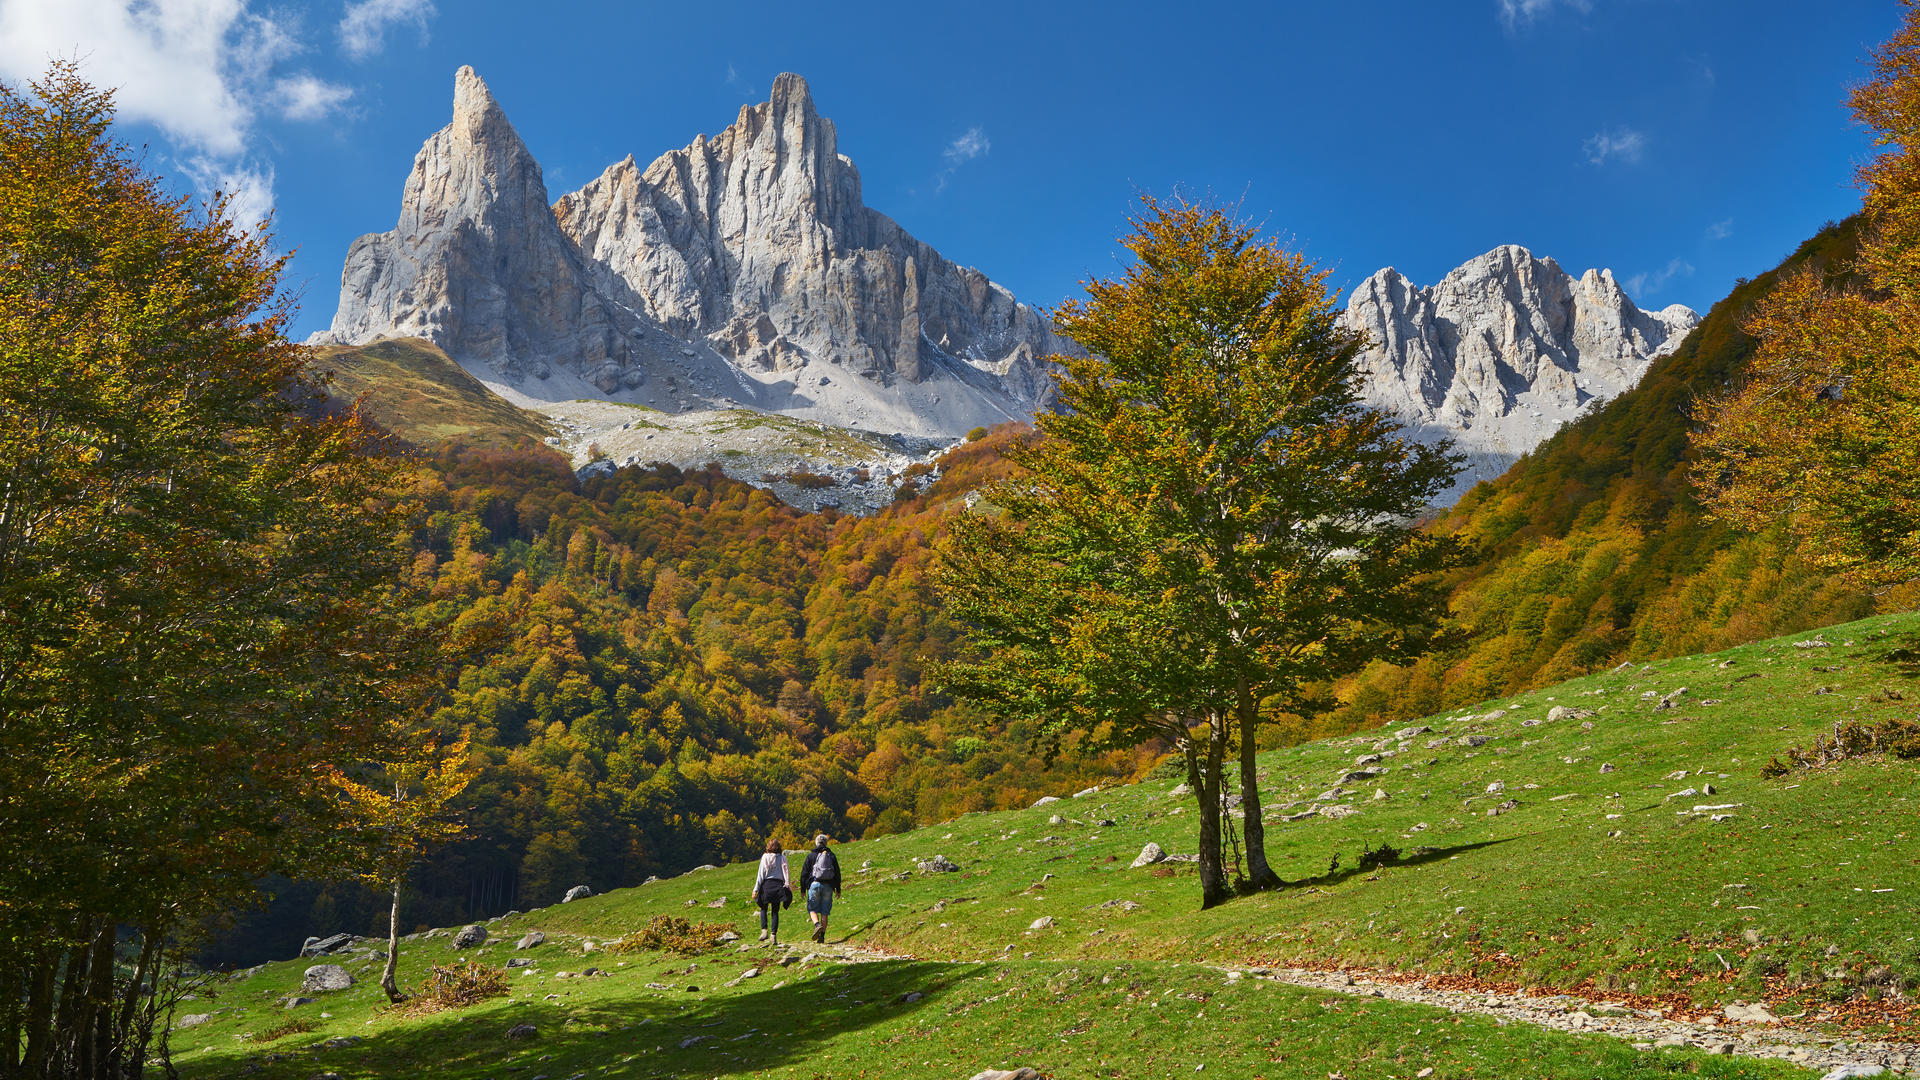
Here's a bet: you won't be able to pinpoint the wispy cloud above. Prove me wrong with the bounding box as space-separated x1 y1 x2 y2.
1498 0 1592 33
1583 127 1646 166
724 62 756 101
1626 257 1694 298
1706 218 1734 241
935 126 990 193
275 72 353 121
339 0 435 61
0 0 358 232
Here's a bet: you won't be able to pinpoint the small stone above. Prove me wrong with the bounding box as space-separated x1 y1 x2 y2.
176 1013 212 1028
1724 1002 1778 1024
1048 814 1065 825
1456 735 1489 748
916 854 960 874
1168 783 1192 797
1417 1070 1434 1078
284 996 316 1009
561 885 592 903
1131 842 1167 868
1599 763 1615 773
1029 916 1054 930
1031 796 1061 807
515 931 545 950
451 924 487 950
507 1023 538 1040
1485 781 1505 794
506 957 533 969
300 933 354 957
1486 799 1519 817
900 991 924 1003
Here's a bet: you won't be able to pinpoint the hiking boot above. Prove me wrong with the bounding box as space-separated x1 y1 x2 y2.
812 927 825 943
757 929 768 942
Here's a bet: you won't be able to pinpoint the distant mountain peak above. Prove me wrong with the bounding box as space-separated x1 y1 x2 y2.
1344 244 1699 500
313 66 1070 438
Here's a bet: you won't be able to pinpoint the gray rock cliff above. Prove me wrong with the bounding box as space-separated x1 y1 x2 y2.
315 69 1069 436
1342 246 1697 499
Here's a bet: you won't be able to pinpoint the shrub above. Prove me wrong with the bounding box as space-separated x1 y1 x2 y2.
967 426 989 442
398 961 510 1015
1760 718 1920 777
608 915 730 956
254 1017 316 1042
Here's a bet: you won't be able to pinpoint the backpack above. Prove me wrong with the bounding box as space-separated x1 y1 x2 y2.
813 848 840 886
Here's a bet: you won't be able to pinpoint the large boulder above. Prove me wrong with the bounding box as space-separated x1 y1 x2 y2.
515 931 545 950
299 933 354 957
562 885 592 903
301 965 353 993
451 924 487 950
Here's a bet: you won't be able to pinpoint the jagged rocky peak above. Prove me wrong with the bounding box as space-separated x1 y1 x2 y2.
316 65 1071 439
315 66 672 392
1342 245 1697 500
552 70 1075 409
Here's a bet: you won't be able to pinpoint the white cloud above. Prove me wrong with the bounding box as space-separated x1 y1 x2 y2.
935 126 990 193
338 0 434 60
944 126 990 165
276 72 352 121
1706 217 1734 241
724 62 755 100
1498 0 1592 32
0 0 356 234
1625 257 1693 298
1583 127 1646 166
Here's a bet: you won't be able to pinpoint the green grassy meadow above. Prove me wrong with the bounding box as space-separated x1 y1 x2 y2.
167 613 1920 1079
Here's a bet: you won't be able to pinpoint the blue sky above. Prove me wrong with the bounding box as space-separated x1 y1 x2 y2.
0 0 1900 339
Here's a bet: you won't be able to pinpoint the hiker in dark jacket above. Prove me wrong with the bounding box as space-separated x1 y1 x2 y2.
797 834 841 943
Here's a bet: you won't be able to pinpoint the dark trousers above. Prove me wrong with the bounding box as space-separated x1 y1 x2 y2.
759 901 780 934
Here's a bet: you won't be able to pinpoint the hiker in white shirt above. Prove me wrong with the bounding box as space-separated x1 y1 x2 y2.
749 838 792 945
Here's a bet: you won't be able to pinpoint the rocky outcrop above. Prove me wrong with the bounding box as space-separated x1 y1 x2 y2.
314 68 1069 438
1342 246 1697 498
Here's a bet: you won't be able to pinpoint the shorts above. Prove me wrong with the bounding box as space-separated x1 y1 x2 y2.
807 880 834 916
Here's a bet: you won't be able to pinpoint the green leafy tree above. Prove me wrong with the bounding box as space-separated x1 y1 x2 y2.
0 65 452 1077
936 198 1465 905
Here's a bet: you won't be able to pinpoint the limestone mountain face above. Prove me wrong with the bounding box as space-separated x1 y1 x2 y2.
1342 246 1698 498
314 69 1070 437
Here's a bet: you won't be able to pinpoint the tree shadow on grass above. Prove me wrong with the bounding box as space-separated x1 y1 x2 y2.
1276 834 1523 892
273 958 987 1080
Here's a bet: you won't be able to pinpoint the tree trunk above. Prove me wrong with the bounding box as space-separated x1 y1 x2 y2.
22 941 57 1076
1186 715 1231 909
1236 675 1282 890
381 877 406 1003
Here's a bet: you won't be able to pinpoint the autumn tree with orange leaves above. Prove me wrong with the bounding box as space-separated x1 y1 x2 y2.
1693 4 1920 598
0 66 465 1078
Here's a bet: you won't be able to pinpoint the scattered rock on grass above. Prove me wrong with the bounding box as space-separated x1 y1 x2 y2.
507 1023 537 1040
451 924 487 950
1031 796 1060 807
506 958 533 969
1130 843 1167 868
562 885 592 903
300 933 354 957
1724 1002 1779 1024
917 855 960 874
515 931 544 949
969 1069 1040 1080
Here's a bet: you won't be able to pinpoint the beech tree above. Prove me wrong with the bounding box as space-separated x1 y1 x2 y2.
936 198 1464 906
1692 8 1920 596
0 65 458 1077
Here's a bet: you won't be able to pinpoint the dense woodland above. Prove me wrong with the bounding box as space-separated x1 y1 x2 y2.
208 429 1162 964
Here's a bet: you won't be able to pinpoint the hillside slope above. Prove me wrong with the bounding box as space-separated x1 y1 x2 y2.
1331 220 1873 728
175 614 1920 1079
313 337 550 446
